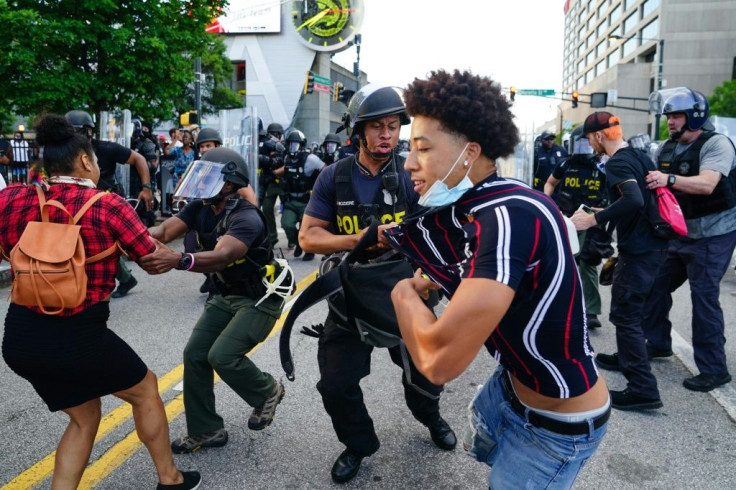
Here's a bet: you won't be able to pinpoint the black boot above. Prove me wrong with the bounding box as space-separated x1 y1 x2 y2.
331 449 363 484
330 441 379 484
112 276 138 298
427 417 457 450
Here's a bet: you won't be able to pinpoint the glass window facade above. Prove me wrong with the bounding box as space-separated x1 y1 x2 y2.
642 0 660 18
607 48 620 67
623 12 638 34
622 35 638 57
610 4 622 24
596 59 607 75
642 17 659 40
596 40 607 57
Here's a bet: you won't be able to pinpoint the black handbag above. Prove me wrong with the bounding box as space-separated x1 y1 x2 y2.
279 222 413 381
579 224 614 266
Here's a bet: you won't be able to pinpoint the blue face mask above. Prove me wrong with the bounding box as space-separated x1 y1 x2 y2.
418 143 472 207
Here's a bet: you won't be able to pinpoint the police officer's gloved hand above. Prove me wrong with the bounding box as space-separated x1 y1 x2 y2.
300 323 325 338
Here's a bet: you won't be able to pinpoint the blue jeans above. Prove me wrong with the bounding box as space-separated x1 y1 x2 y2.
643 230 736 375
466 368 607 490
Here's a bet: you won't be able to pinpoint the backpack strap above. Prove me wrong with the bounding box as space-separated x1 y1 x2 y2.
72 192 121 264
35 185 75 224
73 192 107 223
35 186 120 264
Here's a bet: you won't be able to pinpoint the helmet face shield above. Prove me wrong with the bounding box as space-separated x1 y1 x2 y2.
649 86 710 130
288 141 301 154
572 137 594 155
325 142 338 154
174 160 226 200
628 133 651 150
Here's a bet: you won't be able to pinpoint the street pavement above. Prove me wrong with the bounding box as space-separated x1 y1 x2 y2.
1 237 735 489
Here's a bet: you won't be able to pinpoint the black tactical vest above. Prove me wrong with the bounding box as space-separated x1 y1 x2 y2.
658 132 736 219
281 152 311 196
333 154 410 237
555 155 608 216
206 199 274 298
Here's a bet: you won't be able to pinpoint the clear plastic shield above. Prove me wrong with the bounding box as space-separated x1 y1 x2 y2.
648 87 691 114
173 160 226 200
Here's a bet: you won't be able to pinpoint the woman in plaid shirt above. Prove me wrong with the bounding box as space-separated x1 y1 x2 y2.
0 114 201 490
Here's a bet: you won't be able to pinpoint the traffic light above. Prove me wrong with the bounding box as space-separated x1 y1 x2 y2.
333 82 343 102
510 86 516 102
572 91 579 108
179 111 198 126
304 71 314 94
342 89 355 104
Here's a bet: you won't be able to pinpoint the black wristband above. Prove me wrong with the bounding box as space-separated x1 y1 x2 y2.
142 183 153 190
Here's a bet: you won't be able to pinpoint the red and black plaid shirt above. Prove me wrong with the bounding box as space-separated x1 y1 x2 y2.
0 183 155 316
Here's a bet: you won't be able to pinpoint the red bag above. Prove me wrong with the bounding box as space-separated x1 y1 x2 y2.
652 187 688 238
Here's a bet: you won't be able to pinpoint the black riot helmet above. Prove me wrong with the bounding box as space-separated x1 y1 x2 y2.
267 122 284 140
131 117 145 140
338 84 410 138
65 110 95 137
322 133 341 155
206 147 250 188
568 125 594 156
661 87 710 131
195 127 223 149
285 129 306 156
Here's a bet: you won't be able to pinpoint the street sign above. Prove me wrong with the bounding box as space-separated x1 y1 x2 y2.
314 82 331 94
313 74 331 85
517 89 556 96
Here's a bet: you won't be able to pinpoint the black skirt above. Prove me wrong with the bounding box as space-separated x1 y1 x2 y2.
2 302 148 412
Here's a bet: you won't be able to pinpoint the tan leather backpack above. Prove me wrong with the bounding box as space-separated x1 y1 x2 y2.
4 185 118 315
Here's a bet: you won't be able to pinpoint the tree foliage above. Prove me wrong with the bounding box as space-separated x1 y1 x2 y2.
0 0 241 129
709 80 736 118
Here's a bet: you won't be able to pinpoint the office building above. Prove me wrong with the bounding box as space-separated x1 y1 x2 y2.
560 0 736 138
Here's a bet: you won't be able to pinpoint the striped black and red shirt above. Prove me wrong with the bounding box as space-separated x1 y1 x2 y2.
386 174 598 398
0 183 155 316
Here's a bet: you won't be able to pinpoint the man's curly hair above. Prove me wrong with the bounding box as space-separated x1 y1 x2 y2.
404 70 519 161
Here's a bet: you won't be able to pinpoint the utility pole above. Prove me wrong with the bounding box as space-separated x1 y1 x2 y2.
653 39 665 140
353 34 362 91
194 57 202 124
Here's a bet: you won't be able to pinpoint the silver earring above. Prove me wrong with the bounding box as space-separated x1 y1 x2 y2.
463 160 469 167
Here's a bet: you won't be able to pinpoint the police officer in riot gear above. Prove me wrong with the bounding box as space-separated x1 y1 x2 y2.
276 129 324 260
533 131 569 191
266 122 284 141
299 84 457 484
194 127 222 155
544 125 611 329
642 87 736 392
258 123 286 247
143 147 293 453
130 118 159 226
317 133 342 165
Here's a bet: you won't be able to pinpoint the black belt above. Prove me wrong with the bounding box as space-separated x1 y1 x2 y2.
501 373 610 436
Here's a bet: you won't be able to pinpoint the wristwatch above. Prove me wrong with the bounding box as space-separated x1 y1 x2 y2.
142 183 153 190
177 253 193 271
667 174 676 187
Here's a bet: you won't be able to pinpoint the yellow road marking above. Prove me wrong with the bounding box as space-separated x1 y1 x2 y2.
2 271 318 489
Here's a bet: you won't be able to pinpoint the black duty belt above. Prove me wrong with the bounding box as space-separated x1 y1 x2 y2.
501 372 610 436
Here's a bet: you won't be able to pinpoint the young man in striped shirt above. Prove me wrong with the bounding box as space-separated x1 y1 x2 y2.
390 70 610 489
